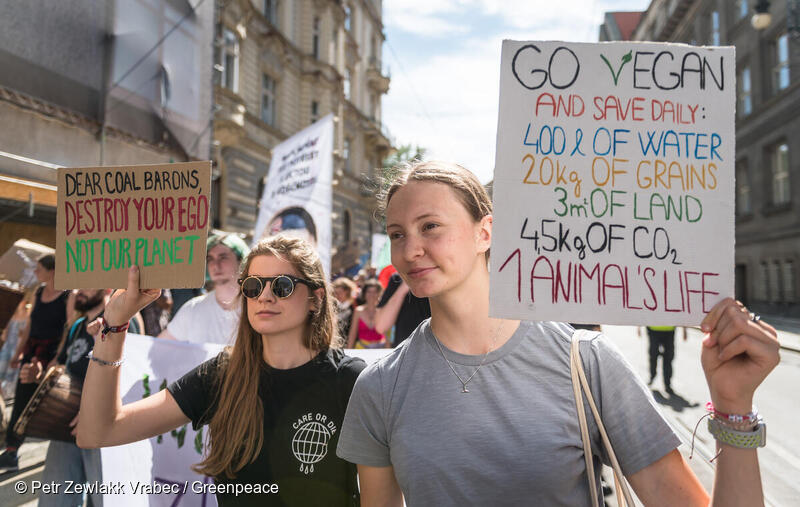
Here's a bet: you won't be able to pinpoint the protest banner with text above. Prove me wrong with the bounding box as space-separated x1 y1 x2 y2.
490 41 734 326
56 161 212 289
252 114 334 275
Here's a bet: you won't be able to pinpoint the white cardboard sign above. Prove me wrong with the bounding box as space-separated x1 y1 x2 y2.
490 41 735 326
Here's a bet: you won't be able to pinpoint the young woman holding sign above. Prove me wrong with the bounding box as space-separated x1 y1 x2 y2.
336 160 780 506
77 236 365 506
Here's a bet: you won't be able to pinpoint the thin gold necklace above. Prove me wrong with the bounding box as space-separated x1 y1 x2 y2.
432 322 503 393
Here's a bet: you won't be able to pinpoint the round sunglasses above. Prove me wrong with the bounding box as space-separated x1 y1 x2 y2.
237 275 319 299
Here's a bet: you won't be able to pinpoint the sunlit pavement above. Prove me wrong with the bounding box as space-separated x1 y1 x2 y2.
603 324 800 506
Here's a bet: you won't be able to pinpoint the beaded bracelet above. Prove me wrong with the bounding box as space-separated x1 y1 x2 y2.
705 402 759 431
708 418 766 449
87 350 123 367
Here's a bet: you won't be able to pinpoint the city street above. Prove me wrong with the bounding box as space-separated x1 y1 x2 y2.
604 325 800 506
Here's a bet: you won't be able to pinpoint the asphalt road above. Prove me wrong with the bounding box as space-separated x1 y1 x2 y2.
604 325 800 506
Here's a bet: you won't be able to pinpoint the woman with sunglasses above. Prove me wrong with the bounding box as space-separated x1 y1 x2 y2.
77 235 366 506
336 161 780 506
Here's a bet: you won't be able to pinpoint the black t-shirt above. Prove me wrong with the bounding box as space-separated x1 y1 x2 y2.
167 348 366 507
377 273 430 346
58 311 136 381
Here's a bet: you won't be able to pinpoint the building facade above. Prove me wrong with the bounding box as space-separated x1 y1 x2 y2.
631 0 800 317
213 0 391 274
0 0 214 256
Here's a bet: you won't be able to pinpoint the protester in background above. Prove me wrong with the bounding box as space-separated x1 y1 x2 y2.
639 325 687 395
354 270 367 305
169 288 203 318
0 254 68 473
0 291 35 399
337 160 780 506
375 273 430 347
140 290 172 337
37 287 129 506
365 266 378 280
159 234 249 345
332 277 357 341
78 236 366 506
347 280 388 349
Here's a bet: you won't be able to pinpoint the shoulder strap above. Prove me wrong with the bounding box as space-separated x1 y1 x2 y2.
67 317 87 345
570 329 635 507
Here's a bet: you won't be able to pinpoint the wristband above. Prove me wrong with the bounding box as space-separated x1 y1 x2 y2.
100 317 129 341
708 417 766 449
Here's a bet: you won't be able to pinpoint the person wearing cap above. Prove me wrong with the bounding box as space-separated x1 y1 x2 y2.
159 234 250 345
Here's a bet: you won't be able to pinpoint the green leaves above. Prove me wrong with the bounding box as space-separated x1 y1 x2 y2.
601 50 633 86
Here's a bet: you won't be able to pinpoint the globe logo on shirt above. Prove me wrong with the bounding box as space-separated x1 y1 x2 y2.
292 421 332 475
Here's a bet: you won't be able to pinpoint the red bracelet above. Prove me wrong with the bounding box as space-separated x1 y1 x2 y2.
100 317 129 341
705 401 759 424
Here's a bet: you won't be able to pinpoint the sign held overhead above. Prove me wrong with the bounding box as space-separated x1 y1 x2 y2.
490 41 735 326
56 161 212 289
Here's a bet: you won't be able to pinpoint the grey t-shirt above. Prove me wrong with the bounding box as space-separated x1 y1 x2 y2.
337 320 680 506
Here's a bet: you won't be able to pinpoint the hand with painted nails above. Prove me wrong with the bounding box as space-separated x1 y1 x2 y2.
700 297 780 414
103 266 161 329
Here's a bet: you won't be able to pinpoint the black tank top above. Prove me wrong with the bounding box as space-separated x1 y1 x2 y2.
28 286 68 343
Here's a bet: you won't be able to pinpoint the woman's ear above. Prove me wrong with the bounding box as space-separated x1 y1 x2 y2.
476 214 492 253
310 287 325 312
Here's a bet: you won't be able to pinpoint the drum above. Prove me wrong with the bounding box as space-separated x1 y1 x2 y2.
15 365 82 442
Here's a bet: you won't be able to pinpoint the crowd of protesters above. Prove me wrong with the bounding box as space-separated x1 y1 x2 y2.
0 163 780 507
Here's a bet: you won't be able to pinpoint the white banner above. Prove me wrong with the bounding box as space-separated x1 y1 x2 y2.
101 335 223 506
490 41 735 326
253 115 335 275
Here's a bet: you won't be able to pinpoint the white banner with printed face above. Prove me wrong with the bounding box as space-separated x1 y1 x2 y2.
253 114 334 275
101 335 223 506
490 41 735 326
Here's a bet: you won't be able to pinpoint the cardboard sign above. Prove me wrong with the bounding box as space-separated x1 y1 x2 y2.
490 41 735 326
252 114 334 275
56 161 211 289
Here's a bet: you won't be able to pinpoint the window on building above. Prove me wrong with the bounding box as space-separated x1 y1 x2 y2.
783 260 796 302
261 74 276 125
736 0 748 20
343 138 351 172
344 68 351 100
772 143 790 205
344 5 351 32
221 29 239 92
736 160 752 216
769 261 781 302
711 11 720 45
774 33 790 92
344 209 351 243
738 66 752 117
758 262 769 301
311 101 319 124
312 17 321 59
264 0 278 25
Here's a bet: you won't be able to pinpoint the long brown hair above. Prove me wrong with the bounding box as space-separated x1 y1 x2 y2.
193 235 338 479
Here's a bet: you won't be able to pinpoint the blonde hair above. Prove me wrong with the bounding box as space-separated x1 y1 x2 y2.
193 235 338 479
380 160 493 259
